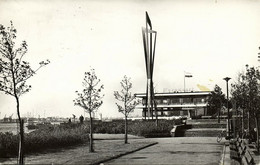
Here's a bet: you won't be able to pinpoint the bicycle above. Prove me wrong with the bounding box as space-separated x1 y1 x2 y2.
241 129 256 142
217 129 226 143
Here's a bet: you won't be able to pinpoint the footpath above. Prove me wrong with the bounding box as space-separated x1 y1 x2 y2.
105 137 225 165
184 119 260 165
221 141 234 165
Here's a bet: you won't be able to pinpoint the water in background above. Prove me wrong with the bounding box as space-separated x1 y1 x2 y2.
0 123 32 134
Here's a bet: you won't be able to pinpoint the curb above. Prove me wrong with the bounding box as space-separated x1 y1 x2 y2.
219 142 227 165
91 142 158 165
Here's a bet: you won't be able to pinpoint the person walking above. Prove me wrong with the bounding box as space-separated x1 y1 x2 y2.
79 115 84 124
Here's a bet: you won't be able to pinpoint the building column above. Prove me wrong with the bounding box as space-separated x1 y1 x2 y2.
188 110 191 118
204 107 207 116
143 108 146 120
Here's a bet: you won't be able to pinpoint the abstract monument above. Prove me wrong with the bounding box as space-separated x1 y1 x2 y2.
142 12 157 120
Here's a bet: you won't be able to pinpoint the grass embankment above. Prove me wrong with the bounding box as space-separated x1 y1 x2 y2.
0 124 89 158
1 138 157 164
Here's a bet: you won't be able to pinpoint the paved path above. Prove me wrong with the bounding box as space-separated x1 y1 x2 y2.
104 137 226 165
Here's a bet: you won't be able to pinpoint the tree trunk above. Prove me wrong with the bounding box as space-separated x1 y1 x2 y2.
255 116 259 153
89 112 94 152
155 102 158 127
144 108 146 120
242 108 244 135
15 96 24 165
248 111 250 132
125 115 128 144
218 99 221 124
155 116 158 127
19 120 24 165
218 107 220 123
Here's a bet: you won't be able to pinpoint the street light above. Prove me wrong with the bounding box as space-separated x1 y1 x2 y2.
223 77 231 137
258 47 260 62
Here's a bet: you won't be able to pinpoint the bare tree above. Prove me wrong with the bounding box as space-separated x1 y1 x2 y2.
73 68 104 152
114 75 140 144
0 21 49 164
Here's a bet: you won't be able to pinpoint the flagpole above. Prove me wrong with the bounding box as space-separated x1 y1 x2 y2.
184 71 193 92
184 72 186 92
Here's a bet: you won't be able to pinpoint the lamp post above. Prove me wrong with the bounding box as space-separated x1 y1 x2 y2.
258 47 260 62
223 77 231 137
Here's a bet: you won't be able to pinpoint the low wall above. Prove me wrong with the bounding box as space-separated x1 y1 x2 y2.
170 124 192 137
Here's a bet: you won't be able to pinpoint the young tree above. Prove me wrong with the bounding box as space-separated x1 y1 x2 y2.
231 72 248 132
244 66 260 150
0 22 49 164
231 65 260 150
114 75 140 144
73 68 104 152
208 84 226 122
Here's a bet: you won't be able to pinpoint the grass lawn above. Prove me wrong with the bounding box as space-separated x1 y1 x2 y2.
0 134 157 165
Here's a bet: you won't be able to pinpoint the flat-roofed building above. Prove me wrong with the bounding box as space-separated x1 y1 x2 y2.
135 91 212 119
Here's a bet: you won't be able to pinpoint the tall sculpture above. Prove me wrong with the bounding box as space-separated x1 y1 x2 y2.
142 12 157 119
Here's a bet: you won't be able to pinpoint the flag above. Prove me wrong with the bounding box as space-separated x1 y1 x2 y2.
185 75 192 78
184 71 192 78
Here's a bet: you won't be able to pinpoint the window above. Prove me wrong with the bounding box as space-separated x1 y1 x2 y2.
163 99 168 104
142 99 146 105
170 98 179 104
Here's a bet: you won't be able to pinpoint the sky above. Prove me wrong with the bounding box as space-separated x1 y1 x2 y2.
0 0 260 119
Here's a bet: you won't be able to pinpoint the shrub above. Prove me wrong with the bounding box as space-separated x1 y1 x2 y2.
93 120 125 134
0 124 89 158
0 132 19 158
129 120 174 137
91 119 175 137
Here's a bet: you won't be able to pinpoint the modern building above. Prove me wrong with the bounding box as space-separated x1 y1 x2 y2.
135 91 212 119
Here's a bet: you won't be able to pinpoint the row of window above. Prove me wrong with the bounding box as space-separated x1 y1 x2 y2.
142 110 189 117
142 97 207 105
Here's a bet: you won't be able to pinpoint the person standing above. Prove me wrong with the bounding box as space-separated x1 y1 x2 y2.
79 115 84 124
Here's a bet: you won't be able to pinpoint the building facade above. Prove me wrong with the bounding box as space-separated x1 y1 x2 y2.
135 91 212 119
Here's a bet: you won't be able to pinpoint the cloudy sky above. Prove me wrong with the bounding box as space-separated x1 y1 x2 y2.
0 0 260 119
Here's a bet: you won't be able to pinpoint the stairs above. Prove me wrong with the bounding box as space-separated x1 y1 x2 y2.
181 119 227 137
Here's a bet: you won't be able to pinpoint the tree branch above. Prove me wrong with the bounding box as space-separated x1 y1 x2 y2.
0 47 10 58
0 88 14 96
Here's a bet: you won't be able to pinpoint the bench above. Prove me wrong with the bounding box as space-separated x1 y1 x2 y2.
230 138 254 161
229 138 255 164
238 142 247 156
230 138 241 152
241 150 254 165
230 138 241 160
230 150 241 160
